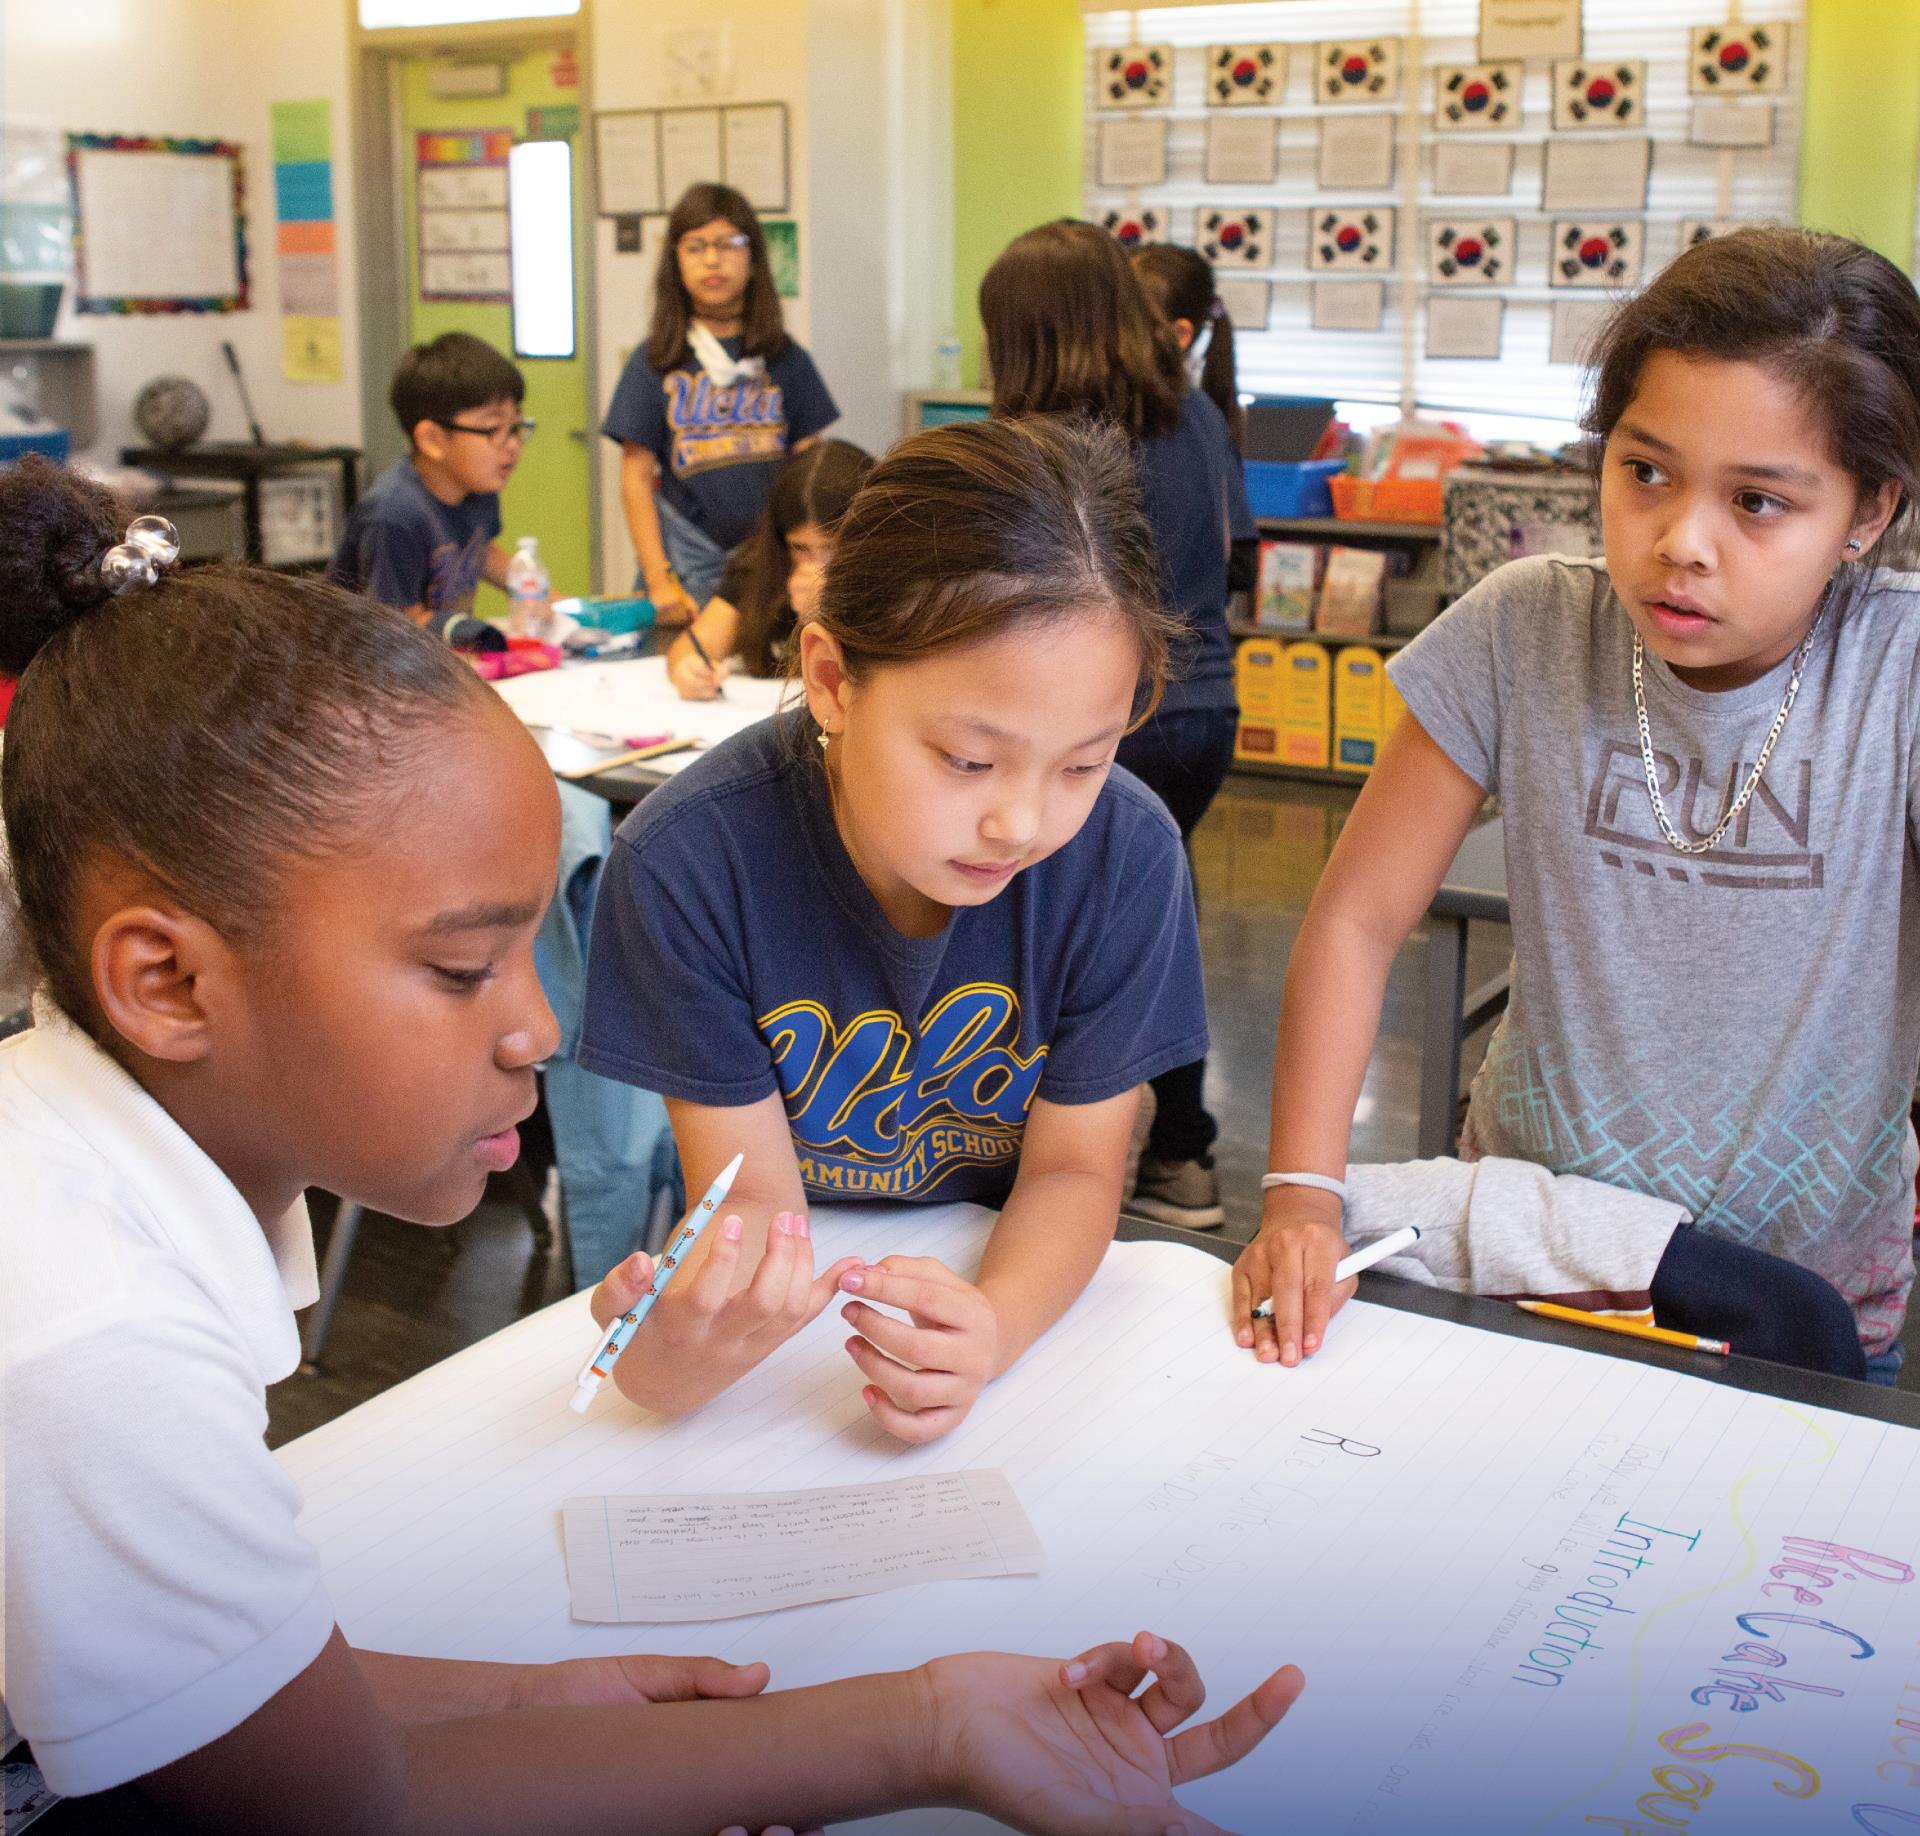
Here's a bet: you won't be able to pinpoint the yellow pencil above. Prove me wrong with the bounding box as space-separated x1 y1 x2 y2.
1515 1299 1730 1356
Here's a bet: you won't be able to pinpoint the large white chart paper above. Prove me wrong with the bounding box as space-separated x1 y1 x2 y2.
281 1206 1920 1834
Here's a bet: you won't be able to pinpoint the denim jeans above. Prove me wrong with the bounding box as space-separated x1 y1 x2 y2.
642 495 731 608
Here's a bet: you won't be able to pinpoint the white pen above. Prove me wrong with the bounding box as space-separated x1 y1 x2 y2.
568 1152 743 1413
1251 1224 1422 1320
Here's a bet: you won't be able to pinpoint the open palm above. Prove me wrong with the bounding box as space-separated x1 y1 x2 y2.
928 1631 1304 1836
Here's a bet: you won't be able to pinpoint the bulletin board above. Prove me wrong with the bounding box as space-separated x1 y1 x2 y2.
591 101 789 216
1082 0 1803 425
416 127 513 303
68 134 249 313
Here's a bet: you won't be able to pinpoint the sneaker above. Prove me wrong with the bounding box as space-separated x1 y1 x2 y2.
1128 1156 1226 1230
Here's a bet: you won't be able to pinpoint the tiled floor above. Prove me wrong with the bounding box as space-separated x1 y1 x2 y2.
266 769 1917 1446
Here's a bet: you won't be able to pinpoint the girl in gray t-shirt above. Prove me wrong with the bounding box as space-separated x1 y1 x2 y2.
1238 227 1920 1384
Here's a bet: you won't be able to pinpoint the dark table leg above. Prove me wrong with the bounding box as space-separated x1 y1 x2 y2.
1420 912 1470 1158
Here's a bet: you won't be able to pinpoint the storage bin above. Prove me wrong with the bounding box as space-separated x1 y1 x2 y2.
1244 457 1346 519
1329 476 1444 524
0 282 63 338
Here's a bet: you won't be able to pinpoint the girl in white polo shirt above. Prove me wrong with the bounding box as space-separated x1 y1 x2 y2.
0 457 1300 1833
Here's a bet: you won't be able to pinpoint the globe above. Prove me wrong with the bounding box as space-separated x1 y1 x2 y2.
134 375 210 452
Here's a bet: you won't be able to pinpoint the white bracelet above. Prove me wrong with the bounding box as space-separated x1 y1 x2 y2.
1260 1171 1349 1205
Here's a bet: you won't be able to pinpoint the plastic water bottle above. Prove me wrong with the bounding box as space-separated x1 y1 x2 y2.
505 535 549 637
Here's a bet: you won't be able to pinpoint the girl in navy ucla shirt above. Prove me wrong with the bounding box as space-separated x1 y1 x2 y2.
604 183 838 621
578 416 1209 1444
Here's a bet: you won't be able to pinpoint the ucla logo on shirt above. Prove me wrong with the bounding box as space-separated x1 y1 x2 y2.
663 371 789 478
760 984 1047 1198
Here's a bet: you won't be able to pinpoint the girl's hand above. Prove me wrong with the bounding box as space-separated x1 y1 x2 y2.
1230 1206 1355 1368
924 1630 1305 1835
671 651 723 700
588 1219 863 1417
839 1256 1000 1444
649 579 699 628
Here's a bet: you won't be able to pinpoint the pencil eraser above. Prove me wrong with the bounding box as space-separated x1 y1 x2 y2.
568 1381 597 1414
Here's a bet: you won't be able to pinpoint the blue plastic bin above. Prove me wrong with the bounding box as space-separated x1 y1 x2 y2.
1244 458 1346 520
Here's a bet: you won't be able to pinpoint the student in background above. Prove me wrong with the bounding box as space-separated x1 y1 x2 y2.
0 457 1302 1833
1238 227 1920 1383
980 220 1247 1232
605 184 838 625
1132 243 1244 452
329 332 532 641
580 418 1210 1441
1132 243 1260 609
668 439 873 701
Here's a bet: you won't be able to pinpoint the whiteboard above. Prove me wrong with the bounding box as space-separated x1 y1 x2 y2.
73 145 243 306
280 1204 1919 1833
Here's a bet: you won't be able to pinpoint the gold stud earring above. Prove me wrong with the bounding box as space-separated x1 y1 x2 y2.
817 727 831 751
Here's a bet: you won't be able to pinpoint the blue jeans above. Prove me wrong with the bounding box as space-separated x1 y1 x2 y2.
1864 1341 1906 1386
643 496 731 608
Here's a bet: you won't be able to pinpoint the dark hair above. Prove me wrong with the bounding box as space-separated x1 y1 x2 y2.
979 220 1186 440
390 331 525 439
0 457 496 1026
1132 243 1242 452
1584 226 1920 559
726 440 874 677
645 183 789 373
808 415 1176 735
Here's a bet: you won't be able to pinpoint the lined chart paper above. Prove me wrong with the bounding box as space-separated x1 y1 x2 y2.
279 1205 1920 1832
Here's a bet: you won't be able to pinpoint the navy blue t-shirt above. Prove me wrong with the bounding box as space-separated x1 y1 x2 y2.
601 337 838 551
578 713 1208 1206
328 456 500 620
1139 390 1243 713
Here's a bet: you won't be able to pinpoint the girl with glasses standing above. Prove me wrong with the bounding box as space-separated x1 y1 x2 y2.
603 184 839 625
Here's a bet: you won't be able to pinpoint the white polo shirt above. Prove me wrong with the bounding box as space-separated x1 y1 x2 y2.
0 1007 335 1796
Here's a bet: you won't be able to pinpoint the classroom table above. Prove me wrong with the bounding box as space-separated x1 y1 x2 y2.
493 654 790 808
1419 814 1511 1157
22 1208 1915 1832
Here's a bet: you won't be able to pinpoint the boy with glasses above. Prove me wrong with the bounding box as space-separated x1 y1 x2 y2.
330 333 537 642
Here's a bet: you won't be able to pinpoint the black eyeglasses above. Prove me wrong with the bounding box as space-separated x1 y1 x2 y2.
678 233 752 259
436 417 537 446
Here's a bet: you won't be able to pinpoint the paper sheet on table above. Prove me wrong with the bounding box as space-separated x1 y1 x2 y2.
562 1470 1043 1622
493 656 789 776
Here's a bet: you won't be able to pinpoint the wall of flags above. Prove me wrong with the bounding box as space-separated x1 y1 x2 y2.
1084 0 1803 430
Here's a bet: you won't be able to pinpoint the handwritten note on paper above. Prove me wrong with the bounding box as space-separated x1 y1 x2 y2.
562 1470 1044 1623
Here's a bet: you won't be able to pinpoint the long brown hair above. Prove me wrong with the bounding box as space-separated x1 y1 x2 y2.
979 220 1186 440
1132 243 1242 452
804 415 1177 747
644 183 790 373
1584 227 1920 561
728 440 873 677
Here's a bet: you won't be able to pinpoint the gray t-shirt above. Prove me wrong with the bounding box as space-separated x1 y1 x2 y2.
1391 554 1920 1356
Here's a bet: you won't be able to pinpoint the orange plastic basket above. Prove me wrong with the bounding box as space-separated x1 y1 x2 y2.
1329 476 1445 524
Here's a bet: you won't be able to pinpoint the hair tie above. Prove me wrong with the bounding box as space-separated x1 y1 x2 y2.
99 515 181 594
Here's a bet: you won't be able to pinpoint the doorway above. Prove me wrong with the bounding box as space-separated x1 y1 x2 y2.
358 33 596 600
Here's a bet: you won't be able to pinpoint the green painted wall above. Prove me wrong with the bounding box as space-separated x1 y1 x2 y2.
1799 0 1920 266
951 0 1084 387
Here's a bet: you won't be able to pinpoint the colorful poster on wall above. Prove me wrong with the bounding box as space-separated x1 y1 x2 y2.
416 127 512 303
271 100 341 381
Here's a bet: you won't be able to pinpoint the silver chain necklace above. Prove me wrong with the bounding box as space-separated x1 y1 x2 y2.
1631 605 1823 857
